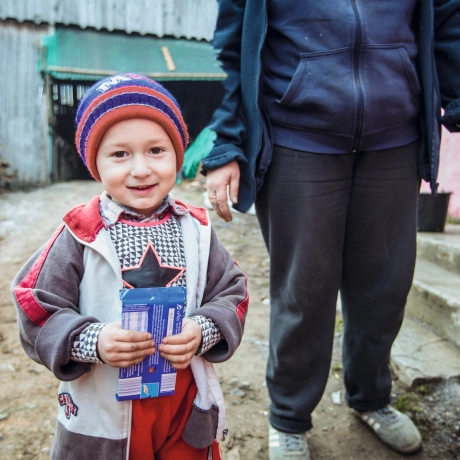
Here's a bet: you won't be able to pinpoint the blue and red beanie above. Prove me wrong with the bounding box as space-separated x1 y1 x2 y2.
75 74 188 181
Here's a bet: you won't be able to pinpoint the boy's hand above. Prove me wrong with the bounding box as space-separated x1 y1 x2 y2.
97 321 155 368
158 318 202 369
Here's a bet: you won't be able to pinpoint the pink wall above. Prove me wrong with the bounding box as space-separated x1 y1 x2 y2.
420 127 460 218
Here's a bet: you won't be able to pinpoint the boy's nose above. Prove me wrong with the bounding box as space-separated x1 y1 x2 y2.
130 157 152 177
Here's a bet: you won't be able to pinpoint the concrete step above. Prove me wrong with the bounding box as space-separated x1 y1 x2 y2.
417 224 460 275
391 315 460 386
406 258 460 347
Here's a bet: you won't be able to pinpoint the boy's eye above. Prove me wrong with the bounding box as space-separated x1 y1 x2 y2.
112 151 127 158
149 147 163 155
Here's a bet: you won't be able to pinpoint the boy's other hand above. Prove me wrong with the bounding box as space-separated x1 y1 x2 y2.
158 318 202 369
97 322 155 368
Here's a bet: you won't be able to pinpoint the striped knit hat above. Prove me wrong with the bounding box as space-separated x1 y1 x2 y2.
75 74 188 181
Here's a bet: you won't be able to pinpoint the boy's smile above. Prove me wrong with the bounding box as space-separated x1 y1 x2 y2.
96 118 177 217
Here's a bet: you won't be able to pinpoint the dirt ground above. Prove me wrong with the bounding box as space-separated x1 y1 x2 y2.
0 179 459 460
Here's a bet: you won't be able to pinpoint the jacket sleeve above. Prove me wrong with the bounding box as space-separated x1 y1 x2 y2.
11 225 100 381
201 0 249 171
189 228 248 363
434 0 460 131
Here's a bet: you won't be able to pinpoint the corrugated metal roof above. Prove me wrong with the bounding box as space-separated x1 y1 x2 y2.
0 0 218 41
41 28 225 81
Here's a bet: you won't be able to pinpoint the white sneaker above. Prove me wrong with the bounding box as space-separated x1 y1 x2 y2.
354 405 422 453
269 426 310 459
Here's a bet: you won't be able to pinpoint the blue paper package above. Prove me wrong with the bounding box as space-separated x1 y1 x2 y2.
116 287 186 401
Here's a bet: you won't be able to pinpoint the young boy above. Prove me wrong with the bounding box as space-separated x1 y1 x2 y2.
12 74 248 460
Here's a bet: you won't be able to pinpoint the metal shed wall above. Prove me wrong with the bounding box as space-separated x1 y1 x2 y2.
0 20 50 185
0 0 218 41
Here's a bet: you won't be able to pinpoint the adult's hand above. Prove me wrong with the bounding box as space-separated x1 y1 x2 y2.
206 160 240 222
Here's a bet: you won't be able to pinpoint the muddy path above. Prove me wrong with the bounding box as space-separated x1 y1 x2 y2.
0 180 458 459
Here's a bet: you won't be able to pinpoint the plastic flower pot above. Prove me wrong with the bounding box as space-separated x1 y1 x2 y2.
417 192 452 232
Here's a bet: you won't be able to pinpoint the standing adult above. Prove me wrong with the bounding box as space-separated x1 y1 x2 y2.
203 1 460 459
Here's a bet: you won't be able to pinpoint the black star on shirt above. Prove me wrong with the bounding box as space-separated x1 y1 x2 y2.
122 241 185 289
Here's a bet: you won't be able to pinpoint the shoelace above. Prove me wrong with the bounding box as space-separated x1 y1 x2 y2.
282 432 307 452
376 407 399 425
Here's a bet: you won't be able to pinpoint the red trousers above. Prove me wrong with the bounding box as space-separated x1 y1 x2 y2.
129 367 222 460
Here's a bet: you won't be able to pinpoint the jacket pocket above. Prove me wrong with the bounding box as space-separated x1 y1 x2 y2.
270 47 355 135
182 403 219 449
361 44 422 134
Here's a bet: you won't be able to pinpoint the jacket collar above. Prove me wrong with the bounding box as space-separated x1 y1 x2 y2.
63 195 208 243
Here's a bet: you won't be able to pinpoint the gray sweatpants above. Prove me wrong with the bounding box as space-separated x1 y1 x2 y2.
255 142 420 434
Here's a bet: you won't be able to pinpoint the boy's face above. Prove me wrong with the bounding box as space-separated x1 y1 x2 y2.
96 118 177 217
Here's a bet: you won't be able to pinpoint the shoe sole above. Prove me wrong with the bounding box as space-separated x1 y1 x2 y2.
391 439 422 454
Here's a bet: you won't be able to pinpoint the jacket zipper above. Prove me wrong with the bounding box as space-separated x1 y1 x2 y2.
253 0 268 195
257 0 268 136
351 0 364 153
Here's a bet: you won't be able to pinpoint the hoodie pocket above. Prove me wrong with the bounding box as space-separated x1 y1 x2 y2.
360 44 422 134
182 403 219 449
271 47 356 136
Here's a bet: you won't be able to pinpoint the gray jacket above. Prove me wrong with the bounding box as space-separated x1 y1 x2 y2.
12 196 248 459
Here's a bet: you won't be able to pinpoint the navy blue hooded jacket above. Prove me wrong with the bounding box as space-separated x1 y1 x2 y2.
262 0 421 155
203 0 460 213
